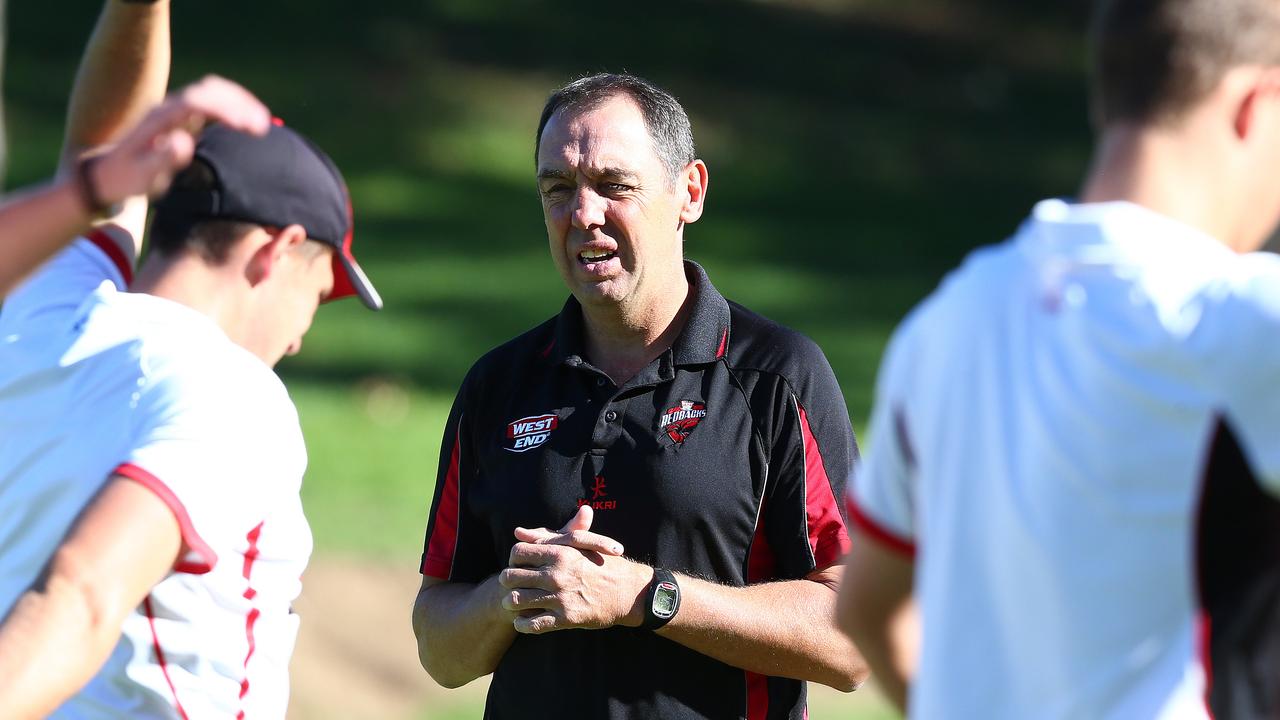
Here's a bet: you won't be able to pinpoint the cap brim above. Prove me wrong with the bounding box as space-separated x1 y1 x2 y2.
329 250 383 311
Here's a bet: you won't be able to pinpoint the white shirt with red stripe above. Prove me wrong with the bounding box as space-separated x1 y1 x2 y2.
0 233 312 719
849 200 1280 720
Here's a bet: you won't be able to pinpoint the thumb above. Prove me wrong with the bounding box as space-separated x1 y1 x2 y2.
559 505 593 534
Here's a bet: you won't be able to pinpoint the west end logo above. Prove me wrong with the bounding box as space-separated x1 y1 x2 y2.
660 400 707 444
504 413 558 453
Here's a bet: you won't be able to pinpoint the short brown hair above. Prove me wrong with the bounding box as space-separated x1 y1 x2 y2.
148 159 259 264
1091 0 1280 127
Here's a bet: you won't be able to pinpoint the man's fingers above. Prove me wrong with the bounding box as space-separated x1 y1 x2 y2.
118 76 268 159
513 611 563 635
498 566 557 592
512 526 623 556
508 541 564 569
559 504 593 534
501 588 557 612
513 526 557 544
547 530 623 557
174 75 271 135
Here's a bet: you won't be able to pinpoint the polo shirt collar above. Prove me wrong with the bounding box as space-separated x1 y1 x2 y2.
545 260 732 368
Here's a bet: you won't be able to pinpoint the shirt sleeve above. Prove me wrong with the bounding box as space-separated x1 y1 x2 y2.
1 228 134 329
847 321 919 555
759 340 856 579
421 368 498 582
1214 256 1280 494
114 364 305 574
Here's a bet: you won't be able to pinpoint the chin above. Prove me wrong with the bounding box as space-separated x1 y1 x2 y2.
573 280 629 308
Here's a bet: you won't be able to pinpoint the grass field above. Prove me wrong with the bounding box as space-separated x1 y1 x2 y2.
5 1 1092 716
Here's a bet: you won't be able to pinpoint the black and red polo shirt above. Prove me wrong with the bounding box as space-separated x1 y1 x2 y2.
420 261 856 720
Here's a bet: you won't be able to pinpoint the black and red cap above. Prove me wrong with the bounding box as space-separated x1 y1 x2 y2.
154 120 382 310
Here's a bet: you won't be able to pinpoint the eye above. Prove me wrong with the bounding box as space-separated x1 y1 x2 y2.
540 184 571 198
600 182 632 195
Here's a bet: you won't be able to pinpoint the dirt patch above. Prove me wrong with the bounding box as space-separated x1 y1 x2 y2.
287 557 489 720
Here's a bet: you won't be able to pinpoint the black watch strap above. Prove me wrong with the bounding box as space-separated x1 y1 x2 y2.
640 567 681 631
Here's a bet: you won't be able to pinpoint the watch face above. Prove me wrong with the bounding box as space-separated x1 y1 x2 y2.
653 581 678 618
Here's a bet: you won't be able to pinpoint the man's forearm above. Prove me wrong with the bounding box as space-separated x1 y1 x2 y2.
0 479 182 718
656 571 869 692
412 574 518 688
0 176 103 296
63 0 170 164
0 559 129 719
835 531 919 711
833 592 915 711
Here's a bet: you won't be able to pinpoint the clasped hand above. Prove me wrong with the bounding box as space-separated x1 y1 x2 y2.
499 506 649 635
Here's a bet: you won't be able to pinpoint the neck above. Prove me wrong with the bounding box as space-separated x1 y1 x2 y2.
580 269 692 385
1079 122 1243 250
132 253 248 343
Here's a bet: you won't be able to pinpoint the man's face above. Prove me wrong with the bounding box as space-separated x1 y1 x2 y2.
259 241 335 366
536 95 688 313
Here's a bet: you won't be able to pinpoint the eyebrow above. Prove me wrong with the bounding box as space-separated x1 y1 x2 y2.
536 167 641 183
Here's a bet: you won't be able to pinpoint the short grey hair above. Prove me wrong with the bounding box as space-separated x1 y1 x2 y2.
534 73 697 183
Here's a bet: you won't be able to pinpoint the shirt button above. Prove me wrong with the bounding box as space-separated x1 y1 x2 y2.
605 410 618 423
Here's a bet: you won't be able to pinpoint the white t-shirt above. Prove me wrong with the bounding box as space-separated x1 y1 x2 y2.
0 231 313 718
849 200 1280 720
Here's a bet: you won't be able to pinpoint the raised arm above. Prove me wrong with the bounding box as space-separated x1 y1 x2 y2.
0 76 271 297
60 0 170 257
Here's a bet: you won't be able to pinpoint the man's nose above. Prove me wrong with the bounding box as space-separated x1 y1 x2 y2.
571 187 606 230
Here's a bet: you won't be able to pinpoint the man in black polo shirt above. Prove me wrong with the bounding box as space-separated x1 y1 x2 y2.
412 73 866 719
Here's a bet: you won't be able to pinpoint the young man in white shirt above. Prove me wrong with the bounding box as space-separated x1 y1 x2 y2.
837 1 1280 718
0 2 380 717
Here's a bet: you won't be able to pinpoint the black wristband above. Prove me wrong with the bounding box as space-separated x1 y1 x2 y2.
75 155 112 217
640 567 680 631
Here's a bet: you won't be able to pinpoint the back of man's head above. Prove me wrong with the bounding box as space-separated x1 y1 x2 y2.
148 122 381 310
1091 0 1280 128
148 160 259 264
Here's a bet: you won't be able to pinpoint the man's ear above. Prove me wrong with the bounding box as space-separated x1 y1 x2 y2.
1234 68 1280 141
246 224 308 287
678 159 709 225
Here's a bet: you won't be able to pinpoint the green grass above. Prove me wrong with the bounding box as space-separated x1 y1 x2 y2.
4 3 1090 716
5 0 1090 573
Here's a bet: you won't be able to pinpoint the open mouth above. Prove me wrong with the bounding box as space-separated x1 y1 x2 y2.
578 249 617 264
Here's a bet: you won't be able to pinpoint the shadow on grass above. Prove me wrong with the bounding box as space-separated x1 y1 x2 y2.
7 0 1095 419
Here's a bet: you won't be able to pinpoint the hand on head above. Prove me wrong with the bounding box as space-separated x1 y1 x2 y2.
88 75 271 207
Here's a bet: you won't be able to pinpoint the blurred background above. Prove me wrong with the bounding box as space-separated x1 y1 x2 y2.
6 1 1093 717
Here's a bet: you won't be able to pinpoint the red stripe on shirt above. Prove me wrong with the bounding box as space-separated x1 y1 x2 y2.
745 496 774 719
1198 611 1215 718
421 430 462 578
84 227 133 286
144 595 191 720
846 496 916 557
715 328 728 358
745 671 769 720
114 463 217 573
796 402 852 567
236 522 265 716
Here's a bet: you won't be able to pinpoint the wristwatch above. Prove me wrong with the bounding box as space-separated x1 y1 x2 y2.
640 567 680 630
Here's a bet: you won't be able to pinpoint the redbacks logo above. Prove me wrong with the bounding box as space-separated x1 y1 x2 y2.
504 413 558 453
660 400 708 444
